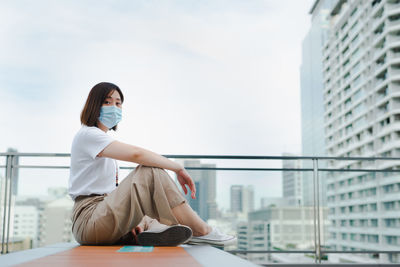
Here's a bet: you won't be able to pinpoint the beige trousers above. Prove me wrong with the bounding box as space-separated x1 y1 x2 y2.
71 165 186 245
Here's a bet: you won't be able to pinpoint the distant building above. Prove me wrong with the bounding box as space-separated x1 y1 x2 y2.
237 206 329 264
40 196 74 246
12 206 39 247
13 189 74 248
282 154 303 206
230 185 254 214
260 197 291 208
48 187 68 199
249 206 328 249
230 185 243 213
237 221 270 264
14 196 47 247
182 160 217 222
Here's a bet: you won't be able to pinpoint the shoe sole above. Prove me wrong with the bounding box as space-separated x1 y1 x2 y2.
186 237 236 246
137 225 193 247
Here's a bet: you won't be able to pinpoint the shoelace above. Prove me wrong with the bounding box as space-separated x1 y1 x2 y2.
210 227 227 238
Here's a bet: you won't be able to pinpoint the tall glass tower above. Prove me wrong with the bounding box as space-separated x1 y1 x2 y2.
300 0 335 206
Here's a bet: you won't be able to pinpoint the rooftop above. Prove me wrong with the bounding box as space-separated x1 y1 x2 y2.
0 242 256 267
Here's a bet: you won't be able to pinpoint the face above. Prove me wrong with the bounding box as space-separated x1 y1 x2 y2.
103 90 122 108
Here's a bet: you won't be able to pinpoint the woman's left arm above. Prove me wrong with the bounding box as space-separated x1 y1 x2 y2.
99 141 196 199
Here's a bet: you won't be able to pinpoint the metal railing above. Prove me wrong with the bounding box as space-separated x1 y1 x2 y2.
1 152 400 264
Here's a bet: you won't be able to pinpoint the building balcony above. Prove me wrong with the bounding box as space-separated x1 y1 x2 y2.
389 81 400 93
386 2 400 15
391 99 400 110
388 17 400 28
389 67 400 77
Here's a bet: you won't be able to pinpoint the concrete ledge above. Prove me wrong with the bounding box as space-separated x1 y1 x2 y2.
0 243 257 267
183 244 258 266
0 242 80 266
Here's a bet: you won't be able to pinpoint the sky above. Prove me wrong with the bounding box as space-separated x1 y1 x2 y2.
0 0 315 209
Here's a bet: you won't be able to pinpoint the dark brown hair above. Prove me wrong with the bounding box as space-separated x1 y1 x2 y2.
80 82 124 131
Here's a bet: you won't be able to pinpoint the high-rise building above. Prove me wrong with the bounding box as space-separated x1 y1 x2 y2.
183 160 217 222
300 0 335 206
230 185 243 213
230 185 254 214
243 185 255 213
282 153 303 206
321 0 400 263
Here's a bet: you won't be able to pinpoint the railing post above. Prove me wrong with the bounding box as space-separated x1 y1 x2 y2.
1 155 11 254
316 159 322 264
312 158 321 263
6 154 14 253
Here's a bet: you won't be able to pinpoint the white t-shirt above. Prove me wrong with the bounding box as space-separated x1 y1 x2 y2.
68 125 118 200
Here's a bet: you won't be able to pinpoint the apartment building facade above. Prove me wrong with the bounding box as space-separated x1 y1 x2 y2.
322 0 400 262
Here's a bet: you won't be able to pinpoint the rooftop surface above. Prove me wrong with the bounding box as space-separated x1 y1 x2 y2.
0 242 258 267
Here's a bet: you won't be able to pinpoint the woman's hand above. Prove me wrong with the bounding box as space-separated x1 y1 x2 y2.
176 168 196 199
131 225 143 244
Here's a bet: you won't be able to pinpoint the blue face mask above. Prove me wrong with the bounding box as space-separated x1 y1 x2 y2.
99 106 122 129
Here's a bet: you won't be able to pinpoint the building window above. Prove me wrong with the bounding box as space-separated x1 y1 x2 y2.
349 205 354 213
360 219 368 227
384 201 396 211
370 203 377 211
341 207 346 214
368 235 379 243
386 236 398 245
350 7 358 17
342 233 348 240
350 233 357 241
386 218 395 227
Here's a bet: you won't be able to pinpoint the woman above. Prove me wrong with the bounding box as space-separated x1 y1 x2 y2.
69 82 235 246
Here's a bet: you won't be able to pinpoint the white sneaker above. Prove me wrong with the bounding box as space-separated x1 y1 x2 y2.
187 227 236 246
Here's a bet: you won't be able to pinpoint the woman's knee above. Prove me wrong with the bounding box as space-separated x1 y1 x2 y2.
134 165 168 179
124 165 171 189
138 165 166 173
